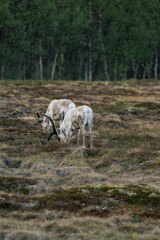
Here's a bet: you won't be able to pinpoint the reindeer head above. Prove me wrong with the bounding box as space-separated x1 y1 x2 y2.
57 121 68 143
37 112 52 132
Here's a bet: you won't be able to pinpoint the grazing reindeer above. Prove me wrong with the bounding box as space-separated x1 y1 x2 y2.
44 105 93 148
37 99 76 131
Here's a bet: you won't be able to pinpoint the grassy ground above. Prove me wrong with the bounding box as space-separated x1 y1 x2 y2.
0 79 160 240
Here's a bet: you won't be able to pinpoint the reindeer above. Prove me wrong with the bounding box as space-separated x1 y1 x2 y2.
43 105 93 148
37 99 76 131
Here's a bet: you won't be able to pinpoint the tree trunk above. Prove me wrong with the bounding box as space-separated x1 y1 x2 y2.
39 56 43 80
31 58 35 79
114 56 118 80
84 59 88 81
114 34 120 80
31 57 40 80
88 1 92 81
36 60 39 80
21 63 26 80
142 64 146 79
20 54 26 80
121 66 128 80
98 8 110 81
154 50 158 80
134 63 139 80
1 62 5 79
51 51 58 81
88 38 92 81
146 61 152 79
100 36 110 81
78 49 82 80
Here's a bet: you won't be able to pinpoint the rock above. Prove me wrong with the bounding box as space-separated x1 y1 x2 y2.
0 154 22 168
10 111 24 116
0 154 12 167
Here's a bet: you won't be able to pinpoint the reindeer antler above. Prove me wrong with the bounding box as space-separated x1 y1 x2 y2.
42 114 60 141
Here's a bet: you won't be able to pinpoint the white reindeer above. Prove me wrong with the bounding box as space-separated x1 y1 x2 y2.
44 105 93 148
37 99 76 131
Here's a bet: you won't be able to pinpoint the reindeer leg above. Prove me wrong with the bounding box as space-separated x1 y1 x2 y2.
67 137 70 144
89 127 93 148
66 131 71 144
81 128 86 149
77 129 80 146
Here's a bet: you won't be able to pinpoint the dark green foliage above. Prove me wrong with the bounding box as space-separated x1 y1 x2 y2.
1 0 160 80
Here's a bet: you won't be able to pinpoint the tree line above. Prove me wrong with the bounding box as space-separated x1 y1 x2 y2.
0 0 160 81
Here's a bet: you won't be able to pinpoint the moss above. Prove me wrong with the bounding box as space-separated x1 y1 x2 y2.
0 183 160 218
108 133 154 149
0 176 36 194
93 185 110 192
124 185 160 206
95 159 112 169
91 102 126 114
142 161 160 169
34 184 160 213
131 213 142 223
45 222 58 232
36 187 99 211
0 134 9 142
49 92 61 100
134 102 160 110
55 225 79 234
83 148 100 158
19 186 30 195
0 119 15 127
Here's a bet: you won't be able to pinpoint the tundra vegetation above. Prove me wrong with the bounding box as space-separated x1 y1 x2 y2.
0 79 160 240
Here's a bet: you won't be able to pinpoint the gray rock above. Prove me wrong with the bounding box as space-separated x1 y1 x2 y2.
0 154 22 168
0 154 12 167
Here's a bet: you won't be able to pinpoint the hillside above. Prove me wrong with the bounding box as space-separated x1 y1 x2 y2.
0 80 160 240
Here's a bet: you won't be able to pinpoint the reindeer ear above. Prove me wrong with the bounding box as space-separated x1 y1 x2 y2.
37 112 41 118
62 111 65 121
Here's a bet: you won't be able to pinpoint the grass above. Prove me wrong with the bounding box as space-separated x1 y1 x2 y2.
0 79 160 239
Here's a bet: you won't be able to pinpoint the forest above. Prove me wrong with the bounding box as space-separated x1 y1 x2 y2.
1 0 160 81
